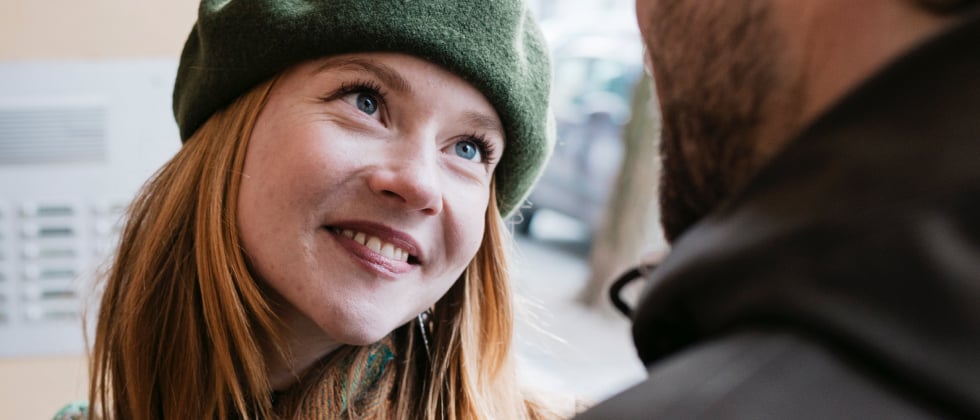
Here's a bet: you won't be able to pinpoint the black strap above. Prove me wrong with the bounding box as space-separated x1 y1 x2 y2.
609 263 657 318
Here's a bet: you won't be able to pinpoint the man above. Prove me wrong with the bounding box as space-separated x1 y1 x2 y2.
577 1 980 418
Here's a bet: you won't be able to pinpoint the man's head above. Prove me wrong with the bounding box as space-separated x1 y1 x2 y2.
636 0 975 242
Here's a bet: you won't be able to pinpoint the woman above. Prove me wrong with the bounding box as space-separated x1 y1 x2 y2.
77 0 555 418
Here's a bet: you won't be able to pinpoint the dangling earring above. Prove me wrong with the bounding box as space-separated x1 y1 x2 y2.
417 310 431 359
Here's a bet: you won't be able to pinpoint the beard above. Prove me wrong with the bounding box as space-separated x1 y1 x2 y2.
641 0 803 242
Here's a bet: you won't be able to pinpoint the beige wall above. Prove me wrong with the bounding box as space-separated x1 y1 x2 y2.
1 0 198 60
0 356 89 419
0 2 197 417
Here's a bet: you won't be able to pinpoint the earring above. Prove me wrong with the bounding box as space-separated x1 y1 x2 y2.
417 310 431 358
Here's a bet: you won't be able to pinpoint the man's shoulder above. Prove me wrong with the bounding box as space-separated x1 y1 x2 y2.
575 331 940 420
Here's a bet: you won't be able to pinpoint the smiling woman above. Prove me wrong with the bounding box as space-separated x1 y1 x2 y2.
73 1 556 419
239 53 506 382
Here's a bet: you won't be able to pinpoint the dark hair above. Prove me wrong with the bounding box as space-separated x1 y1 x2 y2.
916 0 980 13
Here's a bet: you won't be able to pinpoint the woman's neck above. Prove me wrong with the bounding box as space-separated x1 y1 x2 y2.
266 305 342 391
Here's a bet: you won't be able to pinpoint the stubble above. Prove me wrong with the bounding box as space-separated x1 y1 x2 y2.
642 0 804 242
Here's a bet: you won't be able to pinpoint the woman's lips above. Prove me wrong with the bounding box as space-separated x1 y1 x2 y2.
323 222 423 276
335 228 413 263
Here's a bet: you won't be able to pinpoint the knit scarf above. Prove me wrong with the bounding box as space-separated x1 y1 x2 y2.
274 341 396 419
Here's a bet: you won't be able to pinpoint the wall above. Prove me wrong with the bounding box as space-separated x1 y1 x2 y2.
1 0 197 60
0 2 196 418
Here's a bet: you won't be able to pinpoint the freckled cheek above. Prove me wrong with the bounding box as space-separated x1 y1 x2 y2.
440 228 484 289
448 193 490 266
281 147 354 202
460 222 485 260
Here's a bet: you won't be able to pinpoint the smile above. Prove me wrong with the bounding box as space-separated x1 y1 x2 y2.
327 226 421 265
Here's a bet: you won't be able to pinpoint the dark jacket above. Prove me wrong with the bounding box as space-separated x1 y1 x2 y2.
576 10 980 420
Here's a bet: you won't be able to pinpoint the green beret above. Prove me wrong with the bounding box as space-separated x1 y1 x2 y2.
173 0 554 216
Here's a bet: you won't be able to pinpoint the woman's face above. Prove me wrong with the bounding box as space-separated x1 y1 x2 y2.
238 53 504 346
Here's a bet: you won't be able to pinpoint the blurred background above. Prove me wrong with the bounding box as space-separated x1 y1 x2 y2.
0 0 665 417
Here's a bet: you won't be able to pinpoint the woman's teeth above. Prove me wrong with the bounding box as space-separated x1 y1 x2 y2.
340 229 410 262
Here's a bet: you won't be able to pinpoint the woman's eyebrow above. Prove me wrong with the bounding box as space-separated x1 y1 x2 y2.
463 111 504 139
313 57 413 94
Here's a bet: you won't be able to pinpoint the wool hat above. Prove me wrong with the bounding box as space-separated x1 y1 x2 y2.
173 0 554 216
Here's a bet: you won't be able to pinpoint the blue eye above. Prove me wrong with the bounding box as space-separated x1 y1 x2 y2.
354 92 378 115
334 81 385 118
455 140 483 161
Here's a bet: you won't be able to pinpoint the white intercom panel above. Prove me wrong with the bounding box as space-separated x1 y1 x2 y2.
0 59 181 357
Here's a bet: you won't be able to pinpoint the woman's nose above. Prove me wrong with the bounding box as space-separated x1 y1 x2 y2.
367 147 444 215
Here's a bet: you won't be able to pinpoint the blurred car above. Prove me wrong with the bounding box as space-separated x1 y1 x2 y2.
513 22 644 237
